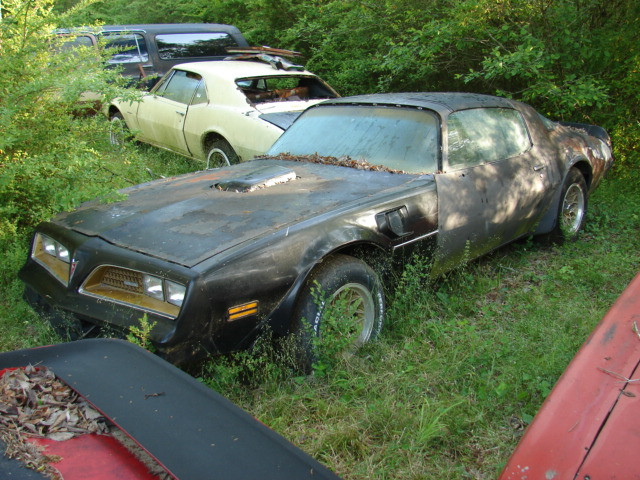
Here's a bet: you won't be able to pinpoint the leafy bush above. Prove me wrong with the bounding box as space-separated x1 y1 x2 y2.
0 0 135 239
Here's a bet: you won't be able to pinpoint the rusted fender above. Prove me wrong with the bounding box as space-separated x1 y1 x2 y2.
499 272 640 480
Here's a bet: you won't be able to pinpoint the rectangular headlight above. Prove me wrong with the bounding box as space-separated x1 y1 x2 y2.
143 274 164 301
41 235 58 256
32 233 71 285
166 280 186 307
39 234 70 263
57 245 70 263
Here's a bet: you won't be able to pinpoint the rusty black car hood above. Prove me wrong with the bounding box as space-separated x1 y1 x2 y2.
54 159 424 268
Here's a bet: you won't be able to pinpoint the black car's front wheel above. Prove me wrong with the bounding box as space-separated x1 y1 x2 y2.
293 254 384 371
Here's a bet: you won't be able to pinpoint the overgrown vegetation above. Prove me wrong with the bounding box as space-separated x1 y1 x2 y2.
125 314 157 352
1 0 639 478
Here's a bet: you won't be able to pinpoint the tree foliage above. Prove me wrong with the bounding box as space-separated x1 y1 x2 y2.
2 0 638 242
61 0 640 126
0 0 134 239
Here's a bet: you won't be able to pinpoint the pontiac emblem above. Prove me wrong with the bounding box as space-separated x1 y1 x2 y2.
69 258 78 280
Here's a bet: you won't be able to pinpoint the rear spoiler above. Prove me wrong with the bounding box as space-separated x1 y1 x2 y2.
559 121 612 147
0 339 341 480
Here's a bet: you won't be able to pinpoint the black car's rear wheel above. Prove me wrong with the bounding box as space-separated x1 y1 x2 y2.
554 168 588 242
293 254 384 371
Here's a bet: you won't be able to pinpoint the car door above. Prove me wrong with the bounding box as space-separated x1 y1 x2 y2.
432 107 550 274
135 69 202 156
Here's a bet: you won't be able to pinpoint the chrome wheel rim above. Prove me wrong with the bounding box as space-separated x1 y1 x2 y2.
560 183 585 236
206 148 231 169
326 283 375 348
109 117 125 146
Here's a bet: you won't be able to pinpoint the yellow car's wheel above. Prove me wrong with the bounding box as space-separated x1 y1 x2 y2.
109 111 129 147
206 139 238 169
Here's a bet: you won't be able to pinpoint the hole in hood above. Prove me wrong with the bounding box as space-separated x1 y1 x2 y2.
213 165 296 192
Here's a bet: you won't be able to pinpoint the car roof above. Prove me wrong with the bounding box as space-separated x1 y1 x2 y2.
319 92 516 114
100 23 244 35
173 60 316 79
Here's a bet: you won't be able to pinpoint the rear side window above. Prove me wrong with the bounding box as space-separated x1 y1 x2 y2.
155 70 203 104
156 33 238 59
191 80 208 105
103 32 149 64
59 35 95 50
447 108 531 168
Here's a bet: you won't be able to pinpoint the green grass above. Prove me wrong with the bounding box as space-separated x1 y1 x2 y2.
1 133 639 478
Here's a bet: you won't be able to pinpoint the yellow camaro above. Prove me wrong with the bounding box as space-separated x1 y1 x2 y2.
108 57 338 168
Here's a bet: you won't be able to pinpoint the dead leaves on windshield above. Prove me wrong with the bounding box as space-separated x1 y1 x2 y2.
262 153 407 174
0 365 108 478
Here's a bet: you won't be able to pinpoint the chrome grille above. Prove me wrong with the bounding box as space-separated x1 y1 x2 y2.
101 267 144 293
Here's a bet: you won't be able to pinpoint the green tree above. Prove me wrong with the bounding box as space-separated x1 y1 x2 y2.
54 0 640 171
0 0 132 239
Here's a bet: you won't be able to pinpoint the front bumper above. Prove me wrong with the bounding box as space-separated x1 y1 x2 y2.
22 283 200 366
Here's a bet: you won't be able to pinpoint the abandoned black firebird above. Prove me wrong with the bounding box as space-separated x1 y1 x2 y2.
20 93 613 366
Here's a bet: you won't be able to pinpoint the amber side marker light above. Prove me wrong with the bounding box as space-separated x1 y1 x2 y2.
228 301 259 321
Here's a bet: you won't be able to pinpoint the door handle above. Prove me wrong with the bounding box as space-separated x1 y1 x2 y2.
533 164 545 172
176 111 185 116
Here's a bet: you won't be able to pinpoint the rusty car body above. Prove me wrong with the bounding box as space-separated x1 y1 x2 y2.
107 57 338 167
19 93 613 366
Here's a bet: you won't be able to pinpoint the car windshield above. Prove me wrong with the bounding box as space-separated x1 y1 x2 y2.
268 105 439 174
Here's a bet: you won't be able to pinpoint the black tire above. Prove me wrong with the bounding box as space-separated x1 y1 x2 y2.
293 254 385 371
206 139 238 169
109 111 129 147
550 167 588 242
